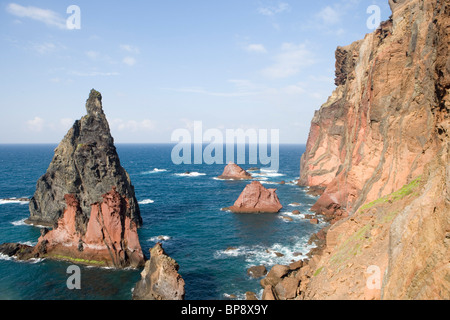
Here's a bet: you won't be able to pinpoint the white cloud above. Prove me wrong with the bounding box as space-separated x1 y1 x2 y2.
26 117 45 132
6 3 67 29
69 71 120 77
33 42 62 55
85 51 100 60
261 43 315 79
245 44 267 54
120 44 140 54
123 56 137 66
316 6 341 25
257 2 290 16
111 119 156 132
59 118 74 130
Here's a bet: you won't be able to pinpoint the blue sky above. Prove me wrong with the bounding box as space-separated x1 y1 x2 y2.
0 0 391 143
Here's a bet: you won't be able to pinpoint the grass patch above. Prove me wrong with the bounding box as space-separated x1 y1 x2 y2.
358 176 422 213
314 266 324 277
51 254 106 266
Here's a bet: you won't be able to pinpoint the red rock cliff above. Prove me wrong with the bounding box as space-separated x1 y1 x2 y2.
36 187 145 268
296 0 449 300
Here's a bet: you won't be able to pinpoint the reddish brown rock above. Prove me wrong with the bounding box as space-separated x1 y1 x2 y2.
218 163 252 180
228 181 283 213
35 187 145 268
133 243 185 300
298 0 450 300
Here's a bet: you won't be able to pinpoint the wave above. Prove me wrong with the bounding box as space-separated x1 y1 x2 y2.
138 199 155 205
259 181 280 185
0 198 29 205
174 172 206 177
141 168 168 175
148 235 171 242
11 218 27 226
214 238 316 268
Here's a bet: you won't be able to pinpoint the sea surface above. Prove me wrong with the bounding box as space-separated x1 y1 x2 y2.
0 144 323 300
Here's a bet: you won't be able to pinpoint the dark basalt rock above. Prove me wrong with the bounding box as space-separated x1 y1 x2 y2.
27 89 142 228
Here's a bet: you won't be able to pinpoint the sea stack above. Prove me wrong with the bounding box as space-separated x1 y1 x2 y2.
27 89 142 228
218 163 253 180
11 89 145 268
133 243 185 300
228 181 282 213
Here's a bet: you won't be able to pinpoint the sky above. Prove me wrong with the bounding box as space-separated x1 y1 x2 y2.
0 0 391 144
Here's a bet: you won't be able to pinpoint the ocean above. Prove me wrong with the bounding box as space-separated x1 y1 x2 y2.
0 144 322 300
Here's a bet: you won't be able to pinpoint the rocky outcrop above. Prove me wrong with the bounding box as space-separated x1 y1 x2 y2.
27 89 141 228
0 187 145 268
218 163 252 180
297 0 449 300
227 181 283 213
35 187 145 268
132 243 185 300
1 90 145 269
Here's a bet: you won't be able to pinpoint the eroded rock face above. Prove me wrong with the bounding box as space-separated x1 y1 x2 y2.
218 163 253 180
27 89 141 228
228 181 283 213
298 0 449 300
132 243 185 300
35 187 145 268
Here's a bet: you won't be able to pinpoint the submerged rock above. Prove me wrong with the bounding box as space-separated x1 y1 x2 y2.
133 243 185 300
218 163 252 180
27 89 141 228
228 181 283 213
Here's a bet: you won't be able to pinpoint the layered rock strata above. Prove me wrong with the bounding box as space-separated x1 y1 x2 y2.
227 181 283 213
132 243 185 300
293 0 449 300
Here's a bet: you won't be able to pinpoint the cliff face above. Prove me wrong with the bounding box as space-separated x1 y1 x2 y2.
27 89 141 228
36 187 145 268
298 0 449 299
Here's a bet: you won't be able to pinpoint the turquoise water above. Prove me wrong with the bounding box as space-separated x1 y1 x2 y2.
0 144 322 300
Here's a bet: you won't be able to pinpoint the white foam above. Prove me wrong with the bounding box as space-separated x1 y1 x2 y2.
0 198 29 205
214 237 316 268
174 172 206 177
18 241 37 247
139 199 155 205
288 203 302 207
142 168 168 175
259 181 280 185
148 235 171 242
0 253 14 261
11 218 27 226
213 177 234 181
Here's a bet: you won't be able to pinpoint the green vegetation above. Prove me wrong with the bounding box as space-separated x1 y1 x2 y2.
329 176 422 269
314 266 324 277
358 176 422 213
51 254 106 266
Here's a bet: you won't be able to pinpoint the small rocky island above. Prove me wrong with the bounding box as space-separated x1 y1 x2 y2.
217 162 253 180
0 89 145 268
226 181 283 213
